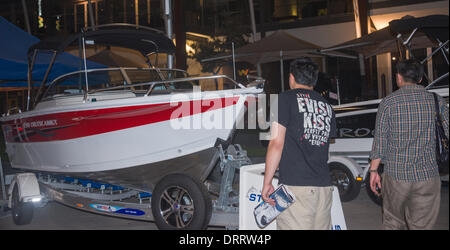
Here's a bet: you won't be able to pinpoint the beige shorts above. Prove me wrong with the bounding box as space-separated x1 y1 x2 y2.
277 185 333 230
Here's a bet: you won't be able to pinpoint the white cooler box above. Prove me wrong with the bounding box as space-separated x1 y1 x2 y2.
239 163 347 230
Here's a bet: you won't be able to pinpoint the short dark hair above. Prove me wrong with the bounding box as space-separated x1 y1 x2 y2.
396 59 424 84
289 57 319 87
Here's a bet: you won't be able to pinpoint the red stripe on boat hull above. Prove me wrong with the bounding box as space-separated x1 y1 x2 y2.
2 97 240 143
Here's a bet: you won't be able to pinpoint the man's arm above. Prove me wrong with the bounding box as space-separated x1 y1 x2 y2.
262 121 286 206
369 99 389 196
369 158 382 196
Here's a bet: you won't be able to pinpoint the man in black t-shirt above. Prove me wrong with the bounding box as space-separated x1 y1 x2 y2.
262 57 337 230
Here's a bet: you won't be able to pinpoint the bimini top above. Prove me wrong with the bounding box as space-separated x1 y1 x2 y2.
27 24 176 58
389 15 449 43
321 15 448 58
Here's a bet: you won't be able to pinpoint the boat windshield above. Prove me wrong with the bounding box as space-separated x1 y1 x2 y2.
41 68 188 100
40 67 241 102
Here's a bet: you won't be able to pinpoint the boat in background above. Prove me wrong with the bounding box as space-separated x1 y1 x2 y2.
329 15 449 166
331 86 448 161
323 15 449 204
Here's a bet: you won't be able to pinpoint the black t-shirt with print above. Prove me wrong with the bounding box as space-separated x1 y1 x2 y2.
276 88 337 187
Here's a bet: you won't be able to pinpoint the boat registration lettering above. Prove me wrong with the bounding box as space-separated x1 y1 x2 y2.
23 119 58 128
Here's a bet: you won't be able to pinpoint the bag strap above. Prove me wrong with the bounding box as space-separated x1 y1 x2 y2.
432 93 441 120
432 93 448 142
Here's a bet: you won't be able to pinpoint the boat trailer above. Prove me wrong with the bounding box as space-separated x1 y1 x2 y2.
0 144 251 229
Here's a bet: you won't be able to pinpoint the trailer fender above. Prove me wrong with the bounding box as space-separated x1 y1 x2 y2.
8 173 42 208
362 165 371 180
328 156 364 180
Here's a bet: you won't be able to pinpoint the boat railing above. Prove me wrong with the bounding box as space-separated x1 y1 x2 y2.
40 67 245 104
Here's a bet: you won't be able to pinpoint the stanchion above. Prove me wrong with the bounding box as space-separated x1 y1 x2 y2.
0 157 9 217
1 158 6 201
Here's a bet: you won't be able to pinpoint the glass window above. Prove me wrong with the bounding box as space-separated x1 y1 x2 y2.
42 72 87 100
266 0 353 23
42 70 123 100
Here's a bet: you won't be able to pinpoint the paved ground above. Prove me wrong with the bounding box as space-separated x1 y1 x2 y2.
1 183 447 230
1 132 448 230
342 184 448 230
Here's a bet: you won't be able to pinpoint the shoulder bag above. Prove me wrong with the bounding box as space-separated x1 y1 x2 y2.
433 93 449 175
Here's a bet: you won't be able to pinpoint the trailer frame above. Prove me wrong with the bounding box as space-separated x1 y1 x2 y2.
1 144 250 229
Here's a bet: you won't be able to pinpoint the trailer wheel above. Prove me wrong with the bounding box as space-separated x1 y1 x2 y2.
365 165 383 206
329 162 361 202
11 184 34 225
151 174 212 230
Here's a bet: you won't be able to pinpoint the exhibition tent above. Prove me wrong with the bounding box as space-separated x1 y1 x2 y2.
0 16 105 88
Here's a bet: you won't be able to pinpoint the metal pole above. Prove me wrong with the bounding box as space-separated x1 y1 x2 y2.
280 50 285 92
0 158 6 202
232 42 236 81
82 33 89 94
336 78 341 105
353 0 368 89
248 0 262 76
164 0 174 69
248 0 257 42
358 53 366 77
27 50 37 111
87 0 96 31
21 0 31 34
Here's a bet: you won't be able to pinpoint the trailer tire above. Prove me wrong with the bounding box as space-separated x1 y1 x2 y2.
329 162 361 202
151 174 212 230
11 184 34 225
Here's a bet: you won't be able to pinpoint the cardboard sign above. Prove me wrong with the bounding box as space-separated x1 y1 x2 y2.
239 163 347 230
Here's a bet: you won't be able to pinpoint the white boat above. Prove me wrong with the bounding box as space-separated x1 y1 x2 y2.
0 24 264 192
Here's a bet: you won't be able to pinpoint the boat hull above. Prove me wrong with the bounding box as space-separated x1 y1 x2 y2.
43 147 218 192
1 90 257 190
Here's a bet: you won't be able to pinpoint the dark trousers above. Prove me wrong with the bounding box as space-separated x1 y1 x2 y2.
382 174 441 230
